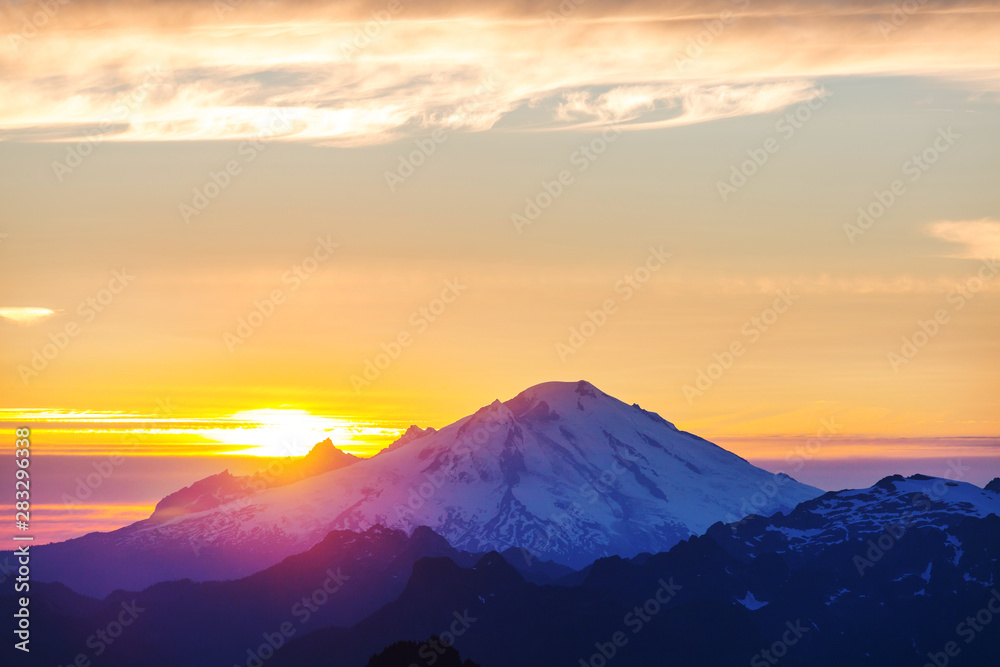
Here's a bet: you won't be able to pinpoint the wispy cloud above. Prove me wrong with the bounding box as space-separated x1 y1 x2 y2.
1 0 998 144
927 219 1000 259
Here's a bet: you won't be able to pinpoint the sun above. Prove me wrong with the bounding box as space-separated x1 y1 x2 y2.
204 408 364 457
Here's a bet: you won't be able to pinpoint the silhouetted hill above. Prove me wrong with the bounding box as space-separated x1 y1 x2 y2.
270 475 1000 667
364 638 480 667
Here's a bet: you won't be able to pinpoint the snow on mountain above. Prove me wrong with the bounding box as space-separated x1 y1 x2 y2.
727 473 1000 562
149 437 359 521
133 381 823 563
32 380 822 594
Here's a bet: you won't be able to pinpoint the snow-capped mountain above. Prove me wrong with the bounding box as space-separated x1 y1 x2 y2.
721 473 1000 569
148 437 359 521
32 380 821 595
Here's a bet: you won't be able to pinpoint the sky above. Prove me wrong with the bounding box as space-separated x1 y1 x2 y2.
1 0 998 542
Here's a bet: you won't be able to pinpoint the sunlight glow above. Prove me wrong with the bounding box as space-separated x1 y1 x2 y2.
0 408 403 457
202 408 399 457
0 307 55 324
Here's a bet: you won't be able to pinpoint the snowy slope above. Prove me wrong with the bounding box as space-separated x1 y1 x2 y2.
106 381 821 572
735 473 1000 562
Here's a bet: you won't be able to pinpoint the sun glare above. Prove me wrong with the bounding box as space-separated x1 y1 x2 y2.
203 408 395 457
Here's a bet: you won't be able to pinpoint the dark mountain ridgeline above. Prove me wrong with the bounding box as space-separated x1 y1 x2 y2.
364 638 480 667
7 475 996 666
268 475 1000 667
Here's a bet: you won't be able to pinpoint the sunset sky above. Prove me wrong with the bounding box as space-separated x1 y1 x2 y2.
1 0 998 541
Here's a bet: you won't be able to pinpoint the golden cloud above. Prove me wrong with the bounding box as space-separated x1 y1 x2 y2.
0 0 998 143
928 219 1000 259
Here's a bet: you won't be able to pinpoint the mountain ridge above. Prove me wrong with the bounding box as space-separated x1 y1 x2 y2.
269 474 1000 667
150 437 360 522
5 476 998 666
29 380 821 596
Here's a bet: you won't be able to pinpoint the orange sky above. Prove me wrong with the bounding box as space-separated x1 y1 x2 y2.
1 0 999 542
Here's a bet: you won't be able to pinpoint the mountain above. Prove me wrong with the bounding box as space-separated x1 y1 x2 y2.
8 475 998 666
365 639 480 667
380 424 438 455
718 474 1000 565
150 437 360 521
29 380 821 596
269 475 1000 667
0 526 490 667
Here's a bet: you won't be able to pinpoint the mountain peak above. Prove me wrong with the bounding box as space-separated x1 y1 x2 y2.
727 474 1000 563
301 437 359 465
48 380 824 592
150 468 246 521
985 477 1000 493
382 425 437 454
517 379 607 400
149 437 359 522
502 379 618 418
266 438 359 483
409 525 455 550
461 397 516 431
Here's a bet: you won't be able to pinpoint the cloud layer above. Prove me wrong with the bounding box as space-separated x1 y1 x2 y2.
1 0 999 143
929 219 1000 259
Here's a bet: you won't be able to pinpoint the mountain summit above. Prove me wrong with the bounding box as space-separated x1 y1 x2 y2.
32 380 821 595
150 438 359 521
